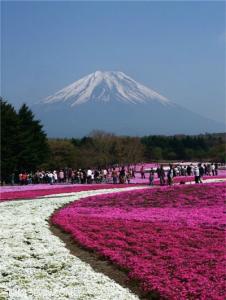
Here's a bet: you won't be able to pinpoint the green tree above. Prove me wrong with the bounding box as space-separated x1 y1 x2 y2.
17 103 50 172
0 98 20 183
208 144 226 163
45 139 79 170
152 147 163 160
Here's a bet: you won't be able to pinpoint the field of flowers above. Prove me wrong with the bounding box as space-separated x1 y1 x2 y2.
1 171 225 201
0 184 138 202
0 186 146 300
52 182 226 300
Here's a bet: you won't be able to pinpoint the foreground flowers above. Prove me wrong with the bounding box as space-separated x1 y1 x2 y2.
0 187 144 300
52 183 226 300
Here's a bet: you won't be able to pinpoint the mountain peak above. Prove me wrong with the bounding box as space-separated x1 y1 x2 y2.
43 70 170 107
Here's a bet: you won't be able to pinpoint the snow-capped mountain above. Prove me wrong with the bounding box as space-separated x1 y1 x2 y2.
34 71 225 137
44 71 170 106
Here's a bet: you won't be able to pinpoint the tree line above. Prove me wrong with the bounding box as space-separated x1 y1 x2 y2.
1 99 50 183
46 132 225 170
1 99 225 183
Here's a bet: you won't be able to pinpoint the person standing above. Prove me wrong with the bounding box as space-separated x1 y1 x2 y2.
68 168 72 183
194 166 200 183
112 168 118 184
187 165 192 176
214 163 218 175
22 172 28 185
211 163 215 176
132 167 136 178
11 173 15 185
53 170 58 183
64 168 69 183
167 165 174 186
126 170 131 184
81 170 87 184
119 166 126 184
48 171 54 185
156 166 161 179
19 172 23 185
94 169 100 183
199 164 204 183
91 171 94 184
103 168 108 182
159 165 165 186
208 164 212 176
87 168 92 184
149 168 155 186
71 170 76 184
59 170 64 183
140 165 145 179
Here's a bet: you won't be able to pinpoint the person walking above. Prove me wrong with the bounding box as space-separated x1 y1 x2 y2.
140 165 145 179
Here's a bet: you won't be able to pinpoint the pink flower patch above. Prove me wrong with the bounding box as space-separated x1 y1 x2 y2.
0 184 138 202
52 182 226 300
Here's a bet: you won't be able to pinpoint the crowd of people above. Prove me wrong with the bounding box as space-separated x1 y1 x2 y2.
11 162 220 186
13 166 137 186
152 162 219 186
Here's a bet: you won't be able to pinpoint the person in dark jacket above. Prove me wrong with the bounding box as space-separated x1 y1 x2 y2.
159 165 165 186
119 167 126 184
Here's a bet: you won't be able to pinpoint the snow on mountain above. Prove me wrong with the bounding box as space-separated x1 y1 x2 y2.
34 70 225 137
44 71 170 106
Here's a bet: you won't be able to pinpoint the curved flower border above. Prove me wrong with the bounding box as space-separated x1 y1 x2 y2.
0 187 144 300
52 182 226 300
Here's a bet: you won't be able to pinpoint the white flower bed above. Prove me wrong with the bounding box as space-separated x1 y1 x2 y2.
0 187 144 300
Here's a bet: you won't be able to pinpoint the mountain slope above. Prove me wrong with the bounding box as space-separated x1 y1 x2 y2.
34 71 225 137
43 71 170 106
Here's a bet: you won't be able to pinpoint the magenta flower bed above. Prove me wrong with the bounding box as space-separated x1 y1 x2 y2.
0 184 138 202
52 183 226 299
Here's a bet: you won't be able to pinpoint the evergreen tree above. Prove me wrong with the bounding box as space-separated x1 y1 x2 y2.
17 103 50 172
0 98 20 183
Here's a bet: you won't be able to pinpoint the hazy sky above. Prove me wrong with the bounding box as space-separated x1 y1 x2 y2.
2 1 226 123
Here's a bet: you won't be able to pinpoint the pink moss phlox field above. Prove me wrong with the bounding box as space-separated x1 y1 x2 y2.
52 182 226 300
0 184 138 202
2 173 225 201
